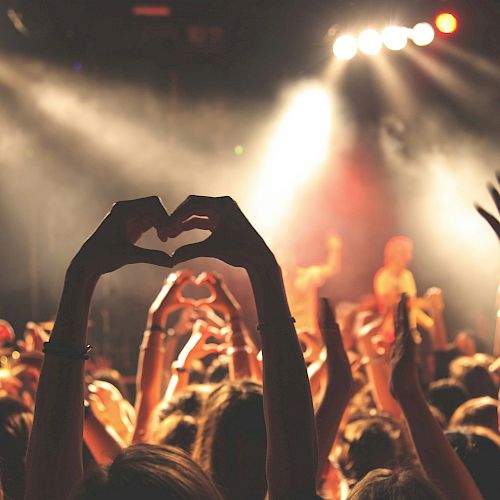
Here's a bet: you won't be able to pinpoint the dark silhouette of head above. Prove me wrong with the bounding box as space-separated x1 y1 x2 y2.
75 444 222 500
336 412 402 485
347 468 444 500
450 397 498 433
0 397 33 500
193 380 266 500
426 378 469 422
446 427 500 500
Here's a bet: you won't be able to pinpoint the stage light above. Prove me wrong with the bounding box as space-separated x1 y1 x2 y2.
412 22 435 46
250 83 332 235
333 35 357 60
382 26 408 51
358 29 383 56
435 13 458 34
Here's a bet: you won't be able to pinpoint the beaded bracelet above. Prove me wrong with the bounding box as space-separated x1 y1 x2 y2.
171 361 188 373
43 342 93 360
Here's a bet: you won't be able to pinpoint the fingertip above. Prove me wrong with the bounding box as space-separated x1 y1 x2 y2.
157 228 169 242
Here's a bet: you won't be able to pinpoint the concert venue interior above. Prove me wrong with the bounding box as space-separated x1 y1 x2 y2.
0 2 498 500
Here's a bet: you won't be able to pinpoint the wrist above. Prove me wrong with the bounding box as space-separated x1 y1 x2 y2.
393 376 422 401
68 255 101 284
147 312 168 329
247 259 291 324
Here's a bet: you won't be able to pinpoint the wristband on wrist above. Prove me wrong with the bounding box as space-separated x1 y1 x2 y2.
171 361 188 373
43 342 92 360
257 316 296 332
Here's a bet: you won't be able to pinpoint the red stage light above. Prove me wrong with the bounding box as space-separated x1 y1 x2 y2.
132 6 171 17
435 12 458 34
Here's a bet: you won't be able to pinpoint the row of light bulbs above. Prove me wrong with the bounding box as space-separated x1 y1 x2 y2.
333 22 436 60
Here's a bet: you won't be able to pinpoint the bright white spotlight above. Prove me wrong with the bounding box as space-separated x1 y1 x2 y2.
358 29 383 56
250 83 333 235
412 22 435 46
382 26 408 51
333 34 357 60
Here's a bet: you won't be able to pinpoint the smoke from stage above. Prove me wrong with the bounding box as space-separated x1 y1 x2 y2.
0 39 498 369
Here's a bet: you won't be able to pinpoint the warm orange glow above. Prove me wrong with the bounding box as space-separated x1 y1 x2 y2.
132 6 171 17
435 13 458 34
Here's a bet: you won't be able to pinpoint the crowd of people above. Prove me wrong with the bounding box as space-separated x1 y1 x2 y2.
0 179 498 500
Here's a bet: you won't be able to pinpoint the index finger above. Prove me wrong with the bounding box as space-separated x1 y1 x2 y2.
168 196 220 230
114 196 170 241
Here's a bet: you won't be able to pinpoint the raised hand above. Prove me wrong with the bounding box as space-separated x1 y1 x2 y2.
317 298 352 389
147 270 194 327
202 272 241 319
74 196 171 276
315 298 353 486
88 381 133 443
389 295 483 500
475 172 500 240
176 320 224 369
389 293 418 399
167 195 273 269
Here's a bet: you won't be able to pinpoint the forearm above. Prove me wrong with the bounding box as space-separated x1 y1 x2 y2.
228 319 253 380
164 369 189 402
357 338 400 418
315 374 350 487
248 259 317 499
398 387 482 500
133 330 167 443
430 308 448 351
25 263 98 500
84 412 125 464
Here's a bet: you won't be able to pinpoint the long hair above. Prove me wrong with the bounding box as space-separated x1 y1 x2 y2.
347 468 444 500
193 380 267 500
74 444 222 500
0 397 33 500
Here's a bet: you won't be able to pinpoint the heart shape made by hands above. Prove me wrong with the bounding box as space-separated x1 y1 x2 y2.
176 274 216 309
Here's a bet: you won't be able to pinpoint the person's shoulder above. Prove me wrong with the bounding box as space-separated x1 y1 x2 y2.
374 266 390 283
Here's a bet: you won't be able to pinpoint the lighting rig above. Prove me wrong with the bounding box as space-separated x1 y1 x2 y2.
332 11 459 60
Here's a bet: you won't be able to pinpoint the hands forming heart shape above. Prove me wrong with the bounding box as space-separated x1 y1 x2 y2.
74 195 274 277
176 273 217 309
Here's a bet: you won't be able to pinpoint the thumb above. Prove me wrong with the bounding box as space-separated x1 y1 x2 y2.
130 246 172 267
172 240 214 265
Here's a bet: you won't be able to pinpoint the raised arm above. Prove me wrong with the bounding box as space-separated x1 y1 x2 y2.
163 320 221 401
390 295 482 500
356 322 401 418
132 270 193 443
169 195 318 499
25 196 171 500
314 298 353 487
203 273 258 380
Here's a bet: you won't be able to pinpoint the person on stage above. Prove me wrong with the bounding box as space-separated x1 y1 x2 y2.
374 236 433 343
282 234 342 332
